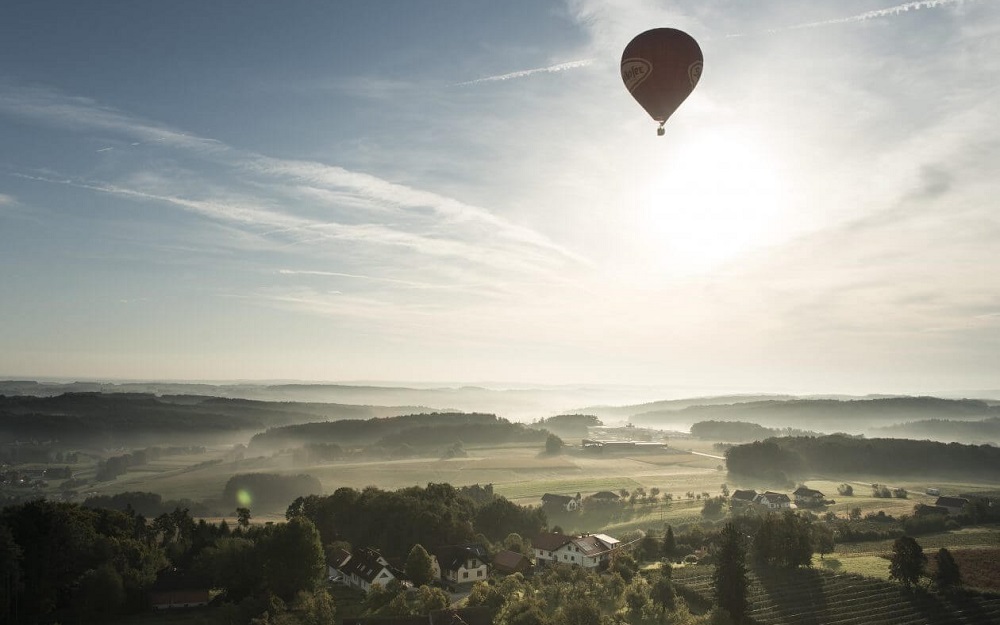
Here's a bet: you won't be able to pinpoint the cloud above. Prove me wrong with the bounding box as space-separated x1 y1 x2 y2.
0 193 14 206
0 81 225 153
726 0 976 38
0 82 590 285
454 59 595 86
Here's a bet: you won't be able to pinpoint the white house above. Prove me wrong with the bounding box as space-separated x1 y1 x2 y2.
754 491 792 509
792 486 825 507
434 543 489 586
341 547 403 593
532 532 620 569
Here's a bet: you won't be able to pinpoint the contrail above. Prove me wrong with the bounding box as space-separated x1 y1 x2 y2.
726 0 976 38
455 0 979 86
454 59 594 86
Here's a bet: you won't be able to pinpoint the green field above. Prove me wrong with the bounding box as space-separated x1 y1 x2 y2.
673 563 1000 625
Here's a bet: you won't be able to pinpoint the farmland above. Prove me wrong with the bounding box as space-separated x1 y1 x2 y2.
673 564 1000 625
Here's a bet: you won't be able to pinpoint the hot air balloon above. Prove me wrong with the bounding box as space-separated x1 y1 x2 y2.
621 28 703 135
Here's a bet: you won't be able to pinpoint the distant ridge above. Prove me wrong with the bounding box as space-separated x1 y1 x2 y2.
632 396 1000 433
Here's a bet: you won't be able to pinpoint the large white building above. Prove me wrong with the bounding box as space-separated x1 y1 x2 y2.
531 532 621 569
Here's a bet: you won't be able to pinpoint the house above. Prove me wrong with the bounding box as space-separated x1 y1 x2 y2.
341 547 405 593
541 493 581 512
934 496 969 516
532 532 620 569
590 491 621 502
754 492 791 510
492 549 532 575
434 543 489 586
793 486 825 507
148 568 210 609
730 489 757 507
327 547 352 581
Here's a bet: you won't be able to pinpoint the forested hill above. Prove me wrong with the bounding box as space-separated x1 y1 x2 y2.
249 412 547 451
725 435 1000 480
871 416 1000 445
0 392 427 445
631 397 1000 433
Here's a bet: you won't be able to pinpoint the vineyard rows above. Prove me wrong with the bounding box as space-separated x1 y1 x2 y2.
672 565 1000 624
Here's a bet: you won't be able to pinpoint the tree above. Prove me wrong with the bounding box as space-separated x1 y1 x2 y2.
837 483 853 496
76 564 125 616
638 533 660 562
293 588 337 625
650 573 676 612
813 523 835 559
237 507 251 529
545 434 564 455
415 585 450 613
713 523 748 623
261 517 326 601
557 596 601 625
404 544 435 587
889 536 926 589
932 547 962 591
663 525 677 557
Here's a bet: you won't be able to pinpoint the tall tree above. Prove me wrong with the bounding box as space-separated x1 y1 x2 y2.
713 522 748 623
663 525 677 557
889 536 926 589
404 544 435 587
932 547 962 591
261 517 325 601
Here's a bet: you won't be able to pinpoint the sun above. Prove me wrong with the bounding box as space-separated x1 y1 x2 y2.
634 125 791 275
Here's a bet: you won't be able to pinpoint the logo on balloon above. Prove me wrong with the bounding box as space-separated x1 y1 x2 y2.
688 61 703 88
621 58 653 92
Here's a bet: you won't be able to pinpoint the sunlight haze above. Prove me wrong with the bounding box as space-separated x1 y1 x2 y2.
1 0 998 394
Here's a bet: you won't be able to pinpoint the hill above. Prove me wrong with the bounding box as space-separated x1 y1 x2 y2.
0 392 427 446
872 417 1000 445
248 412 547 452
632 397 1000 433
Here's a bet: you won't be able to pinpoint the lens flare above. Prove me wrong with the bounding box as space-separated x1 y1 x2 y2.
236 488 252 507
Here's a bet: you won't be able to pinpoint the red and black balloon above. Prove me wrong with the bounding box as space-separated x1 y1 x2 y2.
621 28 703 135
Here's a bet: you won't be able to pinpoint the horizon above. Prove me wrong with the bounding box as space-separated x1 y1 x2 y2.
3 1 999 390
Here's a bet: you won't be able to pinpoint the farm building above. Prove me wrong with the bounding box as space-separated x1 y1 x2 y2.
934 496 969 515
730 489 757 507
541 493 581 512
793 486 825 507
754 491 792 510
532 532 621 569
492 549 532 575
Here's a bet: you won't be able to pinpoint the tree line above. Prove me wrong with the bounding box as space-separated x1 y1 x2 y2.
725 435 1000 480
250 412 546 452
285 482 546 557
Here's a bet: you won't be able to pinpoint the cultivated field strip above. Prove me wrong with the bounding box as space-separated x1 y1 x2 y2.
672 566 1000 624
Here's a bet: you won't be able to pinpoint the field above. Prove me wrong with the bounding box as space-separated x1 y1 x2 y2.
15 436 999 530
820 527 1000 590
673 564 1000 625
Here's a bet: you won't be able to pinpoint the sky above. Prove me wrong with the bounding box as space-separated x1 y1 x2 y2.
1 0 998 395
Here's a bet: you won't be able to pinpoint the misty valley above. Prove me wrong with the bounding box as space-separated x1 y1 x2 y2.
1 382 999 625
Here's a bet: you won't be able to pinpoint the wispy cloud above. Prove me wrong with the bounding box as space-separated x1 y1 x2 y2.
454 59 595 86
277 268 487 291
0 82 590 283
0 193 14 206
726 0 978 38
0 81 225 152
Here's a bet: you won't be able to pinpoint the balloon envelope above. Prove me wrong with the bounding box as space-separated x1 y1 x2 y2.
621 28 703 126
